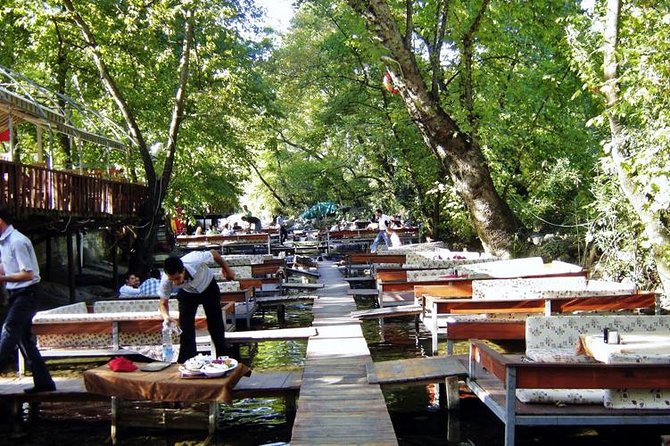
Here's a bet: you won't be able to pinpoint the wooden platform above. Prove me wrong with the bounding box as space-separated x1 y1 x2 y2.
196 327 318 346
290 260 398 445
285 267 320 278
281 282 324 290
0 370 302 409
255 294 317 305
366 355 468 385
350 305 422 320
347 288 379 296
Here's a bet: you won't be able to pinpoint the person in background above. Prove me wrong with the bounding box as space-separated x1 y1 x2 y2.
119 271 162 297
119 272 141 296
0 206 56 393
241 215 262 233
385 227 402 248
276 213 288 244
158 249 236 363
370 208 391 253
205 225 219 235
194 225 204 235
221 223 234 236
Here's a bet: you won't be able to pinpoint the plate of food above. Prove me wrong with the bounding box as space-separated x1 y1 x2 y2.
180 355 238 378
201 357 238 377
183 354 211 372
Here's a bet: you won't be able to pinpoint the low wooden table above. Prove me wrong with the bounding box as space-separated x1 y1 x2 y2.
578 333 670 364
84 362 250 442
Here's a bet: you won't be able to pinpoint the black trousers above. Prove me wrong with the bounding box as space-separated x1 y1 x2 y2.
176 279 226 363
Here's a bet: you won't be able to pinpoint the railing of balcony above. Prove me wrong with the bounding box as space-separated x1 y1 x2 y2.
0 160 148 218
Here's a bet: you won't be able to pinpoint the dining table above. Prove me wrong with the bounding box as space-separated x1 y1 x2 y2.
83 361 251 442
577 332 670 364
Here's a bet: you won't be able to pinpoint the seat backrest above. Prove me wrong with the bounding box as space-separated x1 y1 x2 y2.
525 315 670 352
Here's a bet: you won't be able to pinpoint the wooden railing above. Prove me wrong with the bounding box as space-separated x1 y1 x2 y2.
0 160 149 218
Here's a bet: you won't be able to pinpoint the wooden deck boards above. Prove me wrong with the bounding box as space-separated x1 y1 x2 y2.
290 261 398 445
351 305 422 320
366 355 468 385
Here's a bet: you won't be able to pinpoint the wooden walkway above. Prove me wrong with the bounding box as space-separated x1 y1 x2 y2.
290 261 398 445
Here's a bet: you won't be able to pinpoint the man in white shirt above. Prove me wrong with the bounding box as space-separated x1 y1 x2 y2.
370 208 392 253
158 249 235 363
0 206 55 393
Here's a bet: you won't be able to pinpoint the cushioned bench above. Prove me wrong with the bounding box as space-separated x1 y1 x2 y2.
29 298 235 370
523 314 670 408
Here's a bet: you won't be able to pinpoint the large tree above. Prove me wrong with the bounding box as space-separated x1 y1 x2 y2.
345 0 522 255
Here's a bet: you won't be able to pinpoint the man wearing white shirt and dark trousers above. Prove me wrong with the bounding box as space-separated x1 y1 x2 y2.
158 250 236 363
370 208 392 253
0 207 56 393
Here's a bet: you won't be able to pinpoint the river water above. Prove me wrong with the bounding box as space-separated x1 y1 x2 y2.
0 300 666 445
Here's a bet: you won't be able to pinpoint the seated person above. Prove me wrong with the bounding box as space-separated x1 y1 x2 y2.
221 223 234 236
205 225 219 235
118 272 161 297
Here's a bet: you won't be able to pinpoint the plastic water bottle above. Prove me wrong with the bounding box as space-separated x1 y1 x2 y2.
162 321 174 363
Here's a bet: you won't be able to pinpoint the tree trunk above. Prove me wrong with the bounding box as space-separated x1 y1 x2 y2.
601 0 670 307
347 0 522 255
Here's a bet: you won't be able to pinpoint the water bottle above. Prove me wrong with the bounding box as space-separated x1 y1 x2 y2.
162 321 174 363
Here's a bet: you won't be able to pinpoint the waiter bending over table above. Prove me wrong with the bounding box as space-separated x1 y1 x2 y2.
159 249 236 363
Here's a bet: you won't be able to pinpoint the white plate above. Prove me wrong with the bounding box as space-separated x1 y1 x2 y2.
201 358 238 377
178 366 205 377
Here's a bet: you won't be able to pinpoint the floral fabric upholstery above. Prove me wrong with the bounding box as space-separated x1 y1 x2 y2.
38 302 89 315
406 268 458 282
605 389 670 409
33 299 207 351
459 258 582 279
524 315 670 408
380 241 445 253
516 389 604 405
221 254 270 266
217 281 242 292
472 278 635 300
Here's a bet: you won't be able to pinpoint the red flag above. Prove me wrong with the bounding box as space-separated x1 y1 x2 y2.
0 129 8 142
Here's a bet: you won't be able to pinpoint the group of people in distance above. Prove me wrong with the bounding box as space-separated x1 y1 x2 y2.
189 211 287 244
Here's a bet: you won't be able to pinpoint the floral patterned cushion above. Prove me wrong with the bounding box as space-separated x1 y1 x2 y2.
406 269 458 282
517 389 604 405
221 254 268 266
217 281 241 292
460 258 582 279
525 315 670 352
38 302 89 315
472 277 635 300
525 315 670 409
605 389 670 409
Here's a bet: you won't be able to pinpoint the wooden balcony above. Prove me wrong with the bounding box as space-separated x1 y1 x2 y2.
0 160 148 219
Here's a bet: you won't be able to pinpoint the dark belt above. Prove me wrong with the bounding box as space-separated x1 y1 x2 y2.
7 284 37 297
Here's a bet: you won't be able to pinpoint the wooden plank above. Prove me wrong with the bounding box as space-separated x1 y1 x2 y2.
197 327 317 344
346 288 378 296
444 320 526 340
255 294 317 304
285 267 320 278
282 282 324 290
366 355 468 385
350 305 422 320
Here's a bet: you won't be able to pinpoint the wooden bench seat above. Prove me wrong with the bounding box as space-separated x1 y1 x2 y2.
468 340 670 446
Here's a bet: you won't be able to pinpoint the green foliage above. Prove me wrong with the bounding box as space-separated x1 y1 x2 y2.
566 1 670 286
